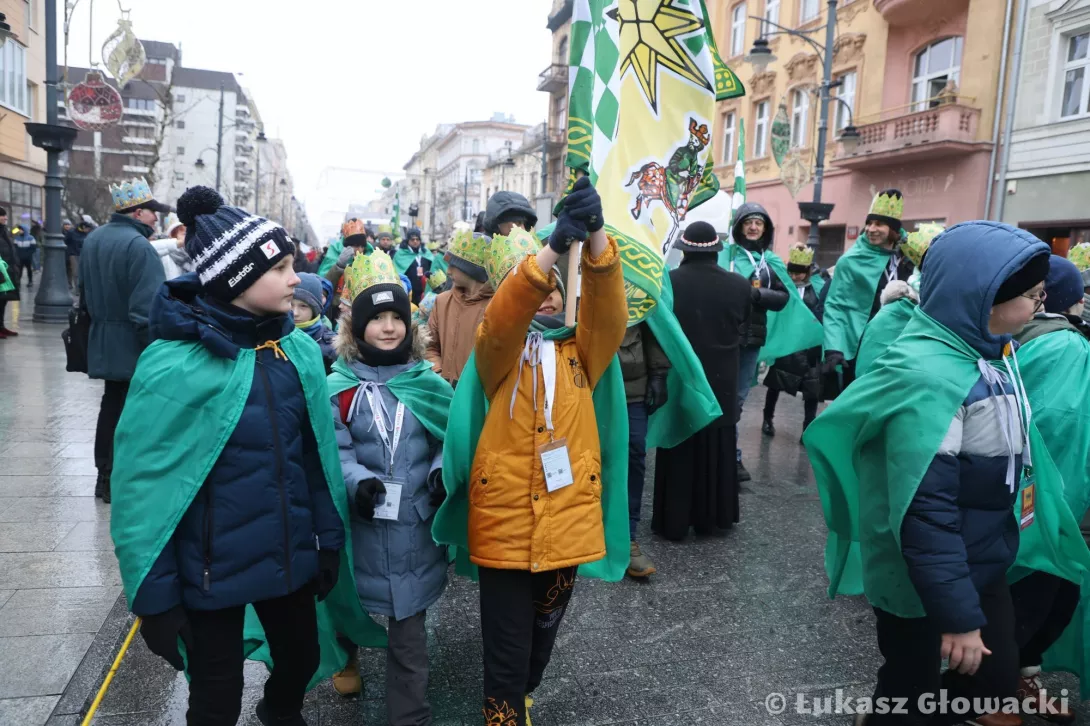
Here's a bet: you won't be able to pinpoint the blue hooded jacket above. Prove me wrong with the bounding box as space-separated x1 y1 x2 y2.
132 273 343 615
903 222 1050 632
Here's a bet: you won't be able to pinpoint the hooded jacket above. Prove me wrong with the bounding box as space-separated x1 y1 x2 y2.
730 203 789 348
331 314 446 620
901 222 1049 632
131 274 343 615
0 225 18 302
484 191 538 235
425 283 494 386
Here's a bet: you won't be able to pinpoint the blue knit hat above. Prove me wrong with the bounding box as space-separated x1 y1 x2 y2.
293 273 324 318
1044 254 1084 314
177 186 293 301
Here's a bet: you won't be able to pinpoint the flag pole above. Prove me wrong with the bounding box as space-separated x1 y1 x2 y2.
563 169 586 328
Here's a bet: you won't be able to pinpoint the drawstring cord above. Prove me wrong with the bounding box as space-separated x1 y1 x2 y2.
510 332 543 420
347 381 392 434
254 339 287 361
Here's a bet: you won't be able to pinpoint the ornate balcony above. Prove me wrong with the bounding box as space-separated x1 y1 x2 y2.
833 101 987 169
873 0 954 26
537 63 567 93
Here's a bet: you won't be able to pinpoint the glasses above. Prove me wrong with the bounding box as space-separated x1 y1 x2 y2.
1020 289 1047 312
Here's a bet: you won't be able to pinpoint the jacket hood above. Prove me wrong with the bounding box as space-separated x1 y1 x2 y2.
484 191 538 234
149 272 294 360
334 310 430 363
919 221 1050 360
730 202 774 251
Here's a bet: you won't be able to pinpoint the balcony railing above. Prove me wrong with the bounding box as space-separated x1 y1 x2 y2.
834 100 984 169
537 63 567 93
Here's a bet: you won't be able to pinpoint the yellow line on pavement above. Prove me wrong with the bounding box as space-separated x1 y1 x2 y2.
81 617 142 726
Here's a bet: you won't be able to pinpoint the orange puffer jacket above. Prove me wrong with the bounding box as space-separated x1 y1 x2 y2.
468 237 626 572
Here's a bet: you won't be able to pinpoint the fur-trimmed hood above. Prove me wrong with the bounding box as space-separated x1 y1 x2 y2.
334 310 431 363
880 279 918 306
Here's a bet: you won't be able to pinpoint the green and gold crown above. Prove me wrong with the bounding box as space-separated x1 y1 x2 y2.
1069 243 1090 273
428 269 448 291
902 222 944 268
342 251 401 304
788 245 814 267
487 227 541 288
868 190 904 222
450 228 492 268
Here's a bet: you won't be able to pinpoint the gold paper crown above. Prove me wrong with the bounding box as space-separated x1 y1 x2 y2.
428 269 448 291
788 245 814 267
342 251 401 304
868 190 904 222
342 218 365 238
902 223 945 268
1069 243 1090 273
487 227 541 288
449 229 492 269
109 177 154 212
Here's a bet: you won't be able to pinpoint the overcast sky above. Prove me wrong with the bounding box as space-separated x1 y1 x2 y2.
62 0 555 226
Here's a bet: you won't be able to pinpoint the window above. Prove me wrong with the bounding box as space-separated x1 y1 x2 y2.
911 37 963 111
800 0 819 23
754 101 769 157
791 89 810 147
557 36 568 64
730 3 746 57
175 94 186 103
722 112 736 164
176 120 185 129
472 139 480 154
835 71 857 130
126 97 155 110
1061 32 1090 118
0 41 28 115
176 146 185 155
762 0 779 35
26 0 35 32
174 172 185 182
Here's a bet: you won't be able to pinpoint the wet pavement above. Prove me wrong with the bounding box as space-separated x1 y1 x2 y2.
1 308 1084 725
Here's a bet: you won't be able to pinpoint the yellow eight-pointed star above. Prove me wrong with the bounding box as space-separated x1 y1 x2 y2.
607 0 714 113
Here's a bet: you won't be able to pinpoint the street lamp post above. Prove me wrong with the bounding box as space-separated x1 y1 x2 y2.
254 130 266 214
744 0 861 249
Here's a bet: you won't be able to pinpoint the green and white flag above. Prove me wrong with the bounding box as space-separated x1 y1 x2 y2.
726 119 746 247
391 190 401 242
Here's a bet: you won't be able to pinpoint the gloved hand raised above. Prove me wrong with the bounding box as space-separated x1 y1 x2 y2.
564 176 604 233
549 212 588 254
139 605 193 671
355 477 386 521
337 246 357 268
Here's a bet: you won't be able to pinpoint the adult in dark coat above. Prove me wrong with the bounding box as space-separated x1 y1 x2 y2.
64 218 93 291
79 178 169 501
0 208 20 337
399 227 432 304
653 222 753 540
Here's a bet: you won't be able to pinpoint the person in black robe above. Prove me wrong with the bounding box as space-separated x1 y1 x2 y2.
653 221 753 540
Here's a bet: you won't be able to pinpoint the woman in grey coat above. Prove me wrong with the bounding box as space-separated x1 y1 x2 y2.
329 275 448 726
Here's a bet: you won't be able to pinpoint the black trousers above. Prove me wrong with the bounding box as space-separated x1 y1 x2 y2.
93 380 130 488
185 585 319 726
763 388 818 424
1011 571 1080 668
870 575 1018 725
479 566 576 725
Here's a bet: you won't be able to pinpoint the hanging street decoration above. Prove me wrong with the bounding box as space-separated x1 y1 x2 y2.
771 103 791 168
780 151 812 198
67 70 123 131
102 17 146 88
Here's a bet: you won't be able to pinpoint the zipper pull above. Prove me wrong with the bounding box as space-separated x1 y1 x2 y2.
315 534 320 551
203 568 210 591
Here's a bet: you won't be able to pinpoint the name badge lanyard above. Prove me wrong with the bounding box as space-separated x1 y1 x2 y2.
540 339 558 439
729 244 766 282
363 385 406 476
884 254 900 285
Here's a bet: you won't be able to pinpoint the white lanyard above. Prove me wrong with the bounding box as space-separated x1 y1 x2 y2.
884 254 900 284
541 339 557 434
797 285 806 297
361 384 405 475
730 244 766 281
509 333 558 435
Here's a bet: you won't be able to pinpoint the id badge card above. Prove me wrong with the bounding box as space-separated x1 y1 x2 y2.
1020 475 1036 531
373 478 405 521
538 438 574 493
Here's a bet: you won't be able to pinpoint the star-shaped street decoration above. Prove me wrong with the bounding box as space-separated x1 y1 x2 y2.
607 0 713 114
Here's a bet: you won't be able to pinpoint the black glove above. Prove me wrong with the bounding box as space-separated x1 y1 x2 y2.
549 211 588 254
822 351 844 375
313 549 340 602
564 176 604 233
139 605 192 671
645 374 669 415
355 477 386 521
429 471 447 509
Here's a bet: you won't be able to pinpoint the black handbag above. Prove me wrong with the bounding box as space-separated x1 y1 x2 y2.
62 300 90 374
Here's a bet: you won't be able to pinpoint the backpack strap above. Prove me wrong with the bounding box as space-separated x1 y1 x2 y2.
338 386 358 424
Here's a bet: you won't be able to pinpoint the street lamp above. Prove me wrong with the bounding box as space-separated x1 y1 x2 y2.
744 0 852 249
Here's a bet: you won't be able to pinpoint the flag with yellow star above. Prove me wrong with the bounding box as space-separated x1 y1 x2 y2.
565 0 745 320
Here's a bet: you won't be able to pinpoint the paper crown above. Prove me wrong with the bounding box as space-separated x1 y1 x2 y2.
788 245 814 267
426 240 442 252
109 177 155 212
342 218 365 238
902 222 944 268
487 227 541 288
342 251 401 304
868 190 904 222
449 228 492 268
428 269 448 290
1069 243 1090 273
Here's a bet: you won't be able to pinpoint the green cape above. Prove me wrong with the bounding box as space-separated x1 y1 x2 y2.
1016 328 1090 689
0 257 12 293
318 238 344 276
326 358 455 441
111 330 385 689
432 327 630 582
804 308 1090 616
720 244 823 363
854 298 916 377
393 247 436 277
822 237 893 360
430 252 449 275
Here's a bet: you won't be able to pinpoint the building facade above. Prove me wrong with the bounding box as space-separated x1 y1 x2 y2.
1000 0 1090 252
480 123 549 219
709 0 1010 265
0 0 47 226
539 0 574 216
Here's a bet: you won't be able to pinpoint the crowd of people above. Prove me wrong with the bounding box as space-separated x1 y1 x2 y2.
34 170 1090 726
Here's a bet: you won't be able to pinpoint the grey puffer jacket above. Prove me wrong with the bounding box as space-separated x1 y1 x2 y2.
331 317 447 621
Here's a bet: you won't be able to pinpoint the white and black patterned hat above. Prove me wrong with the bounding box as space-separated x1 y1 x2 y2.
177 186 293 301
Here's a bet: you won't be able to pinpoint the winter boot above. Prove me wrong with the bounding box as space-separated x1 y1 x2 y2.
1017 666 1074 723
761 417 775 437
255 698 308 726
94 474 111 504
0 327 16 337
627 541 656 578
737 461 752 483
331 652 362 696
